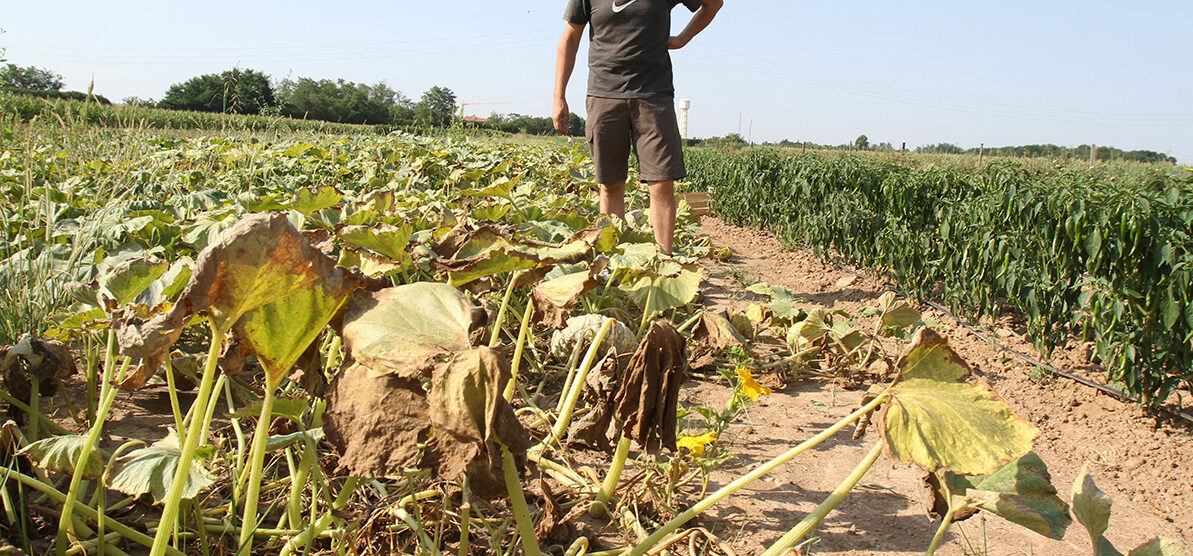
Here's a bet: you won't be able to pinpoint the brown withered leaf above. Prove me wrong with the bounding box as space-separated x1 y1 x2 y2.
115 213 339 390
288 341 328 398
217 337 251 376
688 311 749 370
1 336 77 408
613 320 688 452
567 351 624 450
530 257 609 330
426 347 530 500
322 363 430 477
535 478 574 544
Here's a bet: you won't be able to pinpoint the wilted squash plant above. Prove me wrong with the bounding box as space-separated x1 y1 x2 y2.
1 132 1177 556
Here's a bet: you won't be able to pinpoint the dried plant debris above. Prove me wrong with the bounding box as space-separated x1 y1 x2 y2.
322 363 432 477
530 257 609 330
687 311 748 370
2 336 77 411
426 347 530 499
568 350 625 450
613 320 688 452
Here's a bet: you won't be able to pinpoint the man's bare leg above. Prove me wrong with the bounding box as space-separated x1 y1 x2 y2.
599 181 627 218
648 180 675 253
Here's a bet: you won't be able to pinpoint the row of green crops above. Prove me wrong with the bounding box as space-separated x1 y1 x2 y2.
0 91 375 136
1 121 1184 556
688 148 1193 404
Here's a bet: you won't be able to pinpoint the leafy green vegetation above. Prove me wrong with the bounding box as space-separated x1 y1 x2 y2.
0 117 1169 555
692 147 1193 404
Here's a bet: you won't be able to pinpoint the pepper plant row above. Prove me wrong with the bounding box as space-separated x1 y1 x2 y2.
688 148 1193 404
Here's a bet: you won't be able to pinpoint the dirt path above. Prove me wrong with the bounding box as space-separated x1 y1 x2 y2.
685 216 1192 555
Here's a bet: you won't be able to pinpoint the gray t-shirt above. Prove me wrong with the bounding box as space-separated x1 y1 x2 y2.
564 0 702 99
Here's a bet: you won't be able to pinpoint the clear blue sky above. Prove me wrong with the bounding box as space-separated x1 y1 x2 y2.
3 1 1191 161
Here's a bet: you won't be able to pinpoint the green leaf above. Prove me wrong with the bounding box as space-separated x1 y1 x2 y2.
341 283 474 379
1129 538 1190 556
17 435 104 478
747 282 806 321
878 291 922 330
234 265 360 384
459 175 518 198
1160 292 1180 331
264 427 325 452
98 257 169 308
291 185 343 216
881 329 1038 475
1072 465 1119 555
338 223 414 264
942 452 1071 539
620 263 703 316
114 213 341 390
108 431 215 503
232 397 310 423
609 243 660 271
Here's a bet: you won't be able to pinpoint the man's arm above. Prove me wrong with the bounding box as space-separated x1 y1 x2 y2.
669 0 722 50
553 22 585 135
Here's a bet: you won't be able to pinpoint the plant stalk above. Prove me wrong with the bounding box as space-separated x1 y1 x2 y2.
925 506 960 556
238 380 278 555
628 392 889 556
503 300 534 401
502 445 541 556
590 434 632 518
760 442 883 556
150 321 224 556
547 318 615 447
490 271 520 348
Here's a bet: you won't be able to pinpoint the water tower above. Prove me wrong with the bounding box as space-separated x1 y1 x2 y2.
678 99 691 139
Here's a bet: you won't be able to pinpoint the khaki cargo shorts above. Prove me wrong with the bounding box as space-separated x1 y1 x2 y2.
585 96 687 184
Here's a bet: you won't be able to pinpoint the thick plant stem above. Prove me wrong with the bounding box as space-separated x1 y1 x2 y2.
163 356 185 441
279 476 359 556
9 469 184 556
924 506 959 556
238 381 278 555
490 271 520 348
502 445 541 556
503 300 534 401
287 430 317 531
628 392 890 556
457 478 471 556
150 322 224 556
547 318 615 447
56 330 123 556
636 279 656 338
760 442 884 556
590 434 632 518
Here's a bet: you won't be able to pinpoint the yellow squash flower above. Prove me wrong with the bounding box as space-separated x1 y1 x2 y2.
736 366 772 402
676 431 718 457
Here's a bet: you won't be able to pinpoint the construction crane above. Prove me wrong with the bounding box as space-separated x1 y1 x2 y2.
456 100 513 121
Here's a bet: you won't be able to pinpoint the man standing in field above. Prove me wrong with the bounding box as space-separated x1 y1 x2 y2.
553 0 722 253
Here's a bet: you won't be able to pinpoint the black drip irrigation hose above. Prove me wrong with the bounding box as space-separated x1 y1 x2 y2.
770 242 1193 426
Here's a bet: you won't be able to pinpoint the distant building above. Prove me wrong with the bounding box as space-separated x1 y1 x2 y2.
462 115 488 124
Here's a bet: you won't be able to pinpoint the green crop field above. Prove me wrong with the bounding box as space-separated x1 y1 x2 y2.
0 102 1186 556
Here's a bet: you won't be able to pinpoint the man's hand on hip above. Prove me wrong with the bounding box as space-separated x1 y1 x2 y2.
553 98 570 135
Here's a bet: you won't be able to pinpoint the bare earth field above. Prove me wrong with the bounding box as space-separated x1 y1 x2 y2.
687 216 1191 555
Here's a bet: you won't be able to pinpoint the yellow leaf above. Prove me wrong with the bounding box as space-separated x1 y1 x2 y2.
676 432 718 457
736 366 772 402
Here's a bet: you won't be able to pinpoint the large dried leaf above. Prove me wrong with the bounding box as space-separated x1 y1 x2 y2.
613 320 688 452
930 452 1070 540
2 336 76 383
530 258 608 330
108 431 216 503
323 363 431 477
341 283 474 379
17 435 104 478
568 351 623 450
115 213 338 389
427 347 530 499
234 266 360 384
688 312 748 369
881 328 1037 475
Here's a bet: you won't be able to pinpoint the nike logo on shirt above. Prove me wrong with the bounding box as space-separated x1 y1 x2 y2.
611 0 639 13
